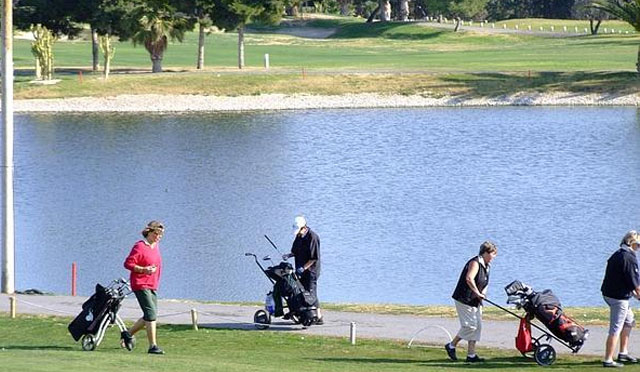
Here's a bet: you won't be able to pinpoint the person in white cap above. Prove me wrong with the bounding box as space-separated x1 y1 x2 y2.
283 215 323 324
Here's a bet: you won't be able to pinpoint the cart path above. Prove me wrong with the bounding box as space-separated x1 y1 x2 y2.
0 293 623 358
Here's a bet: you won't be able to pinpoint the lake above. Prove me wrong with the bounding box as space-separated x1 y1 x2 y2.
3 107 640 306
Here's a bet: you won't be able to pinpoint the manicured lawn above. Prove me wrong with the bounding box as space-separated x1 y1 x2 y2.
12 15 640 100
0 314 625 372
14 16 640 72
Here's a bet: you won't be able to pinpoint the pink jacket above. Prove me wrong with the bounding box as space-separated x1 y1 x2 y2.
124 240 162 291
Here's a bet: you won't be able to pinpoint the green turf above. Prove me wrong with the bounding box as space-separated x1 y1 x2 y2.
13 16 640 72
0 314 629 372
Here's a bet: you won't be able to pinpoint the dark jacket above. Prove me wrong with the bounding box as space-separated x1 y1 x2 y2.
601 246 640 300
291 228 321 276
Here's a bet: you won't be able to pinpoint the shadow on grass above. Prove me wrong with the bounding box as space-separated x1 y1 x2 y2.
162 323 303 333
0 345 74 351
439 71 640 98
329 21 445 40
314 355 603 369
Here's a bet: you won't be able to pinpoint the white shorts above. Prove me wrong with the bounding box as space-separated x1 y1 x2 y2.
604 295 635 336
454 299 483 341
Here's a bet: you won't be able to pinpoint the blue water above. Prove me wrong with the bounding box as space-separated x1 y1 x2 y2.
2 107 639 306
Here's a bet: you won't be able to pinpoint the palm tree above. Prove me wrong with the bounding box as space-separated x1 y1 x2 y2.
592 0 640 72
131 8 189 72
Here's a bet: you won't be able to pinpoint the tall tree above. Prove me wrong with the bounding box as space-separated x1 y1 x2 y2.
178 0 215 69
216 0 283 69
592 0 640 72
15 0 82 37
448 0 488 31
573 0 610 34
128 0 191 73
75 0 132 73
15 0 81 80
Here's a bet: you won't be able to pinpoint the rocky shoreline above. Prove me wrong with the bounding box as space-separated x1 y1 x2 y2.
14 92 640 112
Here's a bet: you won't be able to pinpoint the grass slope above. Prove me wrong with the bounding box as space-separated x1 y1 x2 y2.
0 314 625 372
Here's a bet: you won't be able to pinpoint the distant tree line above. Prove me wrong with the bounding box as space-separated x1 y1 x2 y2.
14 0 284 77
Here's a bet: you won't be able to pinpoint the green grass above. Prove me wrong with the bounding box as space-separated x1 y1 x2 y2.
12 15 640 99
13 70 640 100
0 314 626 372
15 16 640 71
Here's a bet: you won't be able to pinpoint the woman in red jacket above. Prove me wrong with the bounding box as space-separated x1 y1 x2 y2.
122 221 165 354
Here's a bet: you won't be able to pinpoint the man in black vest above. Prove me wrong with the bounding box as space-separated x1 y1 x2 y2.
445 241 497 363
601 230 640 368
283 216 323 324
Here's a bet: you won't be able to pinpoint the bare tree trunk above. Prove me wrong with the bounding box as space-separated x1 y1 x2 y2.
104 53 111 80
398 0 409 21
379 0 391 21
366 5 380 22
238 26 245 69
454 17 462 32
339 0 350 16
286 5 299 16
197 22 205 70
151 56 162 73
91 28 99 72
34 58 41 80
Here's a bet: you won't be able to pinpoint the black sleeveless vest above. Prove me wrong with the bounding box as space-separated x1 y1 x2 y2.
452 256 490 307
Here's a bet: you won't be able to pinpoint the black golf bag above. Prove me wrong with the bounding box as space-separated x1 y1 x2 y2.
505 280 587 349
267 261 318 326
68 279 132 351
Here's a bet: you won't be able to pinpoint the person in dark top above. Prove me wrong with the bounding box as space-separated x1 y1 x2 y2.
445 241 498 363
283 215 323 324
601 230 640 368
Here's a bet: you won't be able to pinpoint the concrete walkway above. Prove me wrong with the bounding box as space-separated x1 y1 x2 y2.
0 293 627 358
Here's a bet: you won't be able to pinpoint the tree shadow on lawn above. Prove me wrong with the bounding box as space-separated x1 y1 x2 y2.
329 22 446 40
438 71 640 98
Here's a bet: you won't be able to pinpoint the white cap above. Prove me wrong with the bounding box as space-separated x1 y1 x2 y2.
293 215 307 233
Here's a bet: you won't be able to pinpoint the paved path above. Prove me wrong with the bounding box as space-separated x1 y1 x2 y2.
0 293 627 358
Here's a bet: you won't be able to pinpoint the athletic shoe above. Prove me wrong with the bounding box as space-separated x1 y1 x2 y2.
603 361 624 368
315 317 324 325
120 331 134 351
444 343 457 361
465 355 485 363
148 345 165 355
618 354 638 363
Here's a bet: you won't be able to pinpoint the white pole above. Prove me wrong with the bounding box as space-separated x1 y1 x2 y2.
264 53 269 70
1 0 15 294
350 322 356 345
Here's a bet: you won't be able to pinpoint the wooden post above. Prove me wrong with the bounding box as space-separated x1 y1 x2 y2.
191 308 198 331
350 322 356 345
9 295 16 318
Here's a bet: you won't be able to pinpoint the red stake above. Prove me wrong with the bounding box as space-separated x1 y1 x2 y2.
71 262 77 296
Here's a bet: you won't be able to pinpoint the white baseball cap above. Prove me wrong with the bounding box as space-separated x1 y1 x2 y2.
293 215 307 233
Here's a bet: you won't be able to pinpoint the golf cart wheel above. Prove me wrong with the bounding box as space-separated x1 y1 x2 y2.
81 334 97 351
534 344 556 366
254 310 271 330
